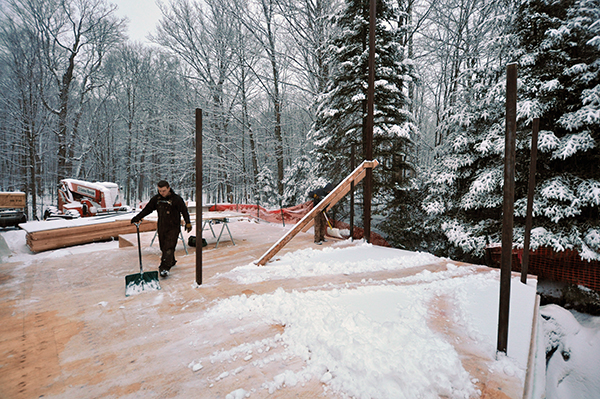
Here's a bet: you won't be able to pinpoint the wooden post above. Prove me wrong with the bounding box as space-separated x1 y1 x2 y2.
195 108 203 286
498 63 517 354
521 118 539 284
350 144 355 241
363 0 376 244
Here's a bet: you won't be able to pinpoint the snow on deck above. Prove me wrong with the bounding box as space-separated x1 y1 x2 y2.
0 220 537 399
19 211 144 233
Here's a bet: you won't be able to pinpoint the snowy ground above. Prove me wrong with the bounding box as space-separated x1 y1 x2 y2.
1 224 600 398
540 305 600 399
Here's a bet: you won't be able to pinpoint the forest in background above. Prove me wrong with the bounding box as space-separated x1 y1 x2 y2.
1 0 598 263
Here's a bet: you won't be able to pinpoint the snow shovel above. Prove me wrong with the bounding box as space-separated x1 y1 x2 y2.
323 212 344 239
125 222 161 296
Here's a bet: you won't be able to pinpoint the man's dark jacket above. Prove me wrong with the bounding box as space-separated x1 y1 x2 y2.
308 183 334 203
132 190 190 233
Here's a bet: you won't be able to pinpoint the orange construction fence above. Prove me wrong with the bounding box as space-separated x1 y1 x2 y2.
209 201 390 246
486 245 600 291
209 201 314 225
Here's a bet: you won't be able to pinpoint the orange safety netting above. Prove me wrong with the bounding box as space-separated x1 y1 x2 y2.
209 201 390 247
209 201 314 225
485 245 600 292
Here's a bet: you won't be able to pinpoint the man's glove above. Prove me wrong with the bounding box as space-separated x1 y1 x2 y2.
131 216 140 224
185 223 193 233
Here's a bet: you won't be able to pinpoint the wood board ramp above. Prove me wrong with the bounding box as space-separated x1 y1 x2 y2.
256 160 379 266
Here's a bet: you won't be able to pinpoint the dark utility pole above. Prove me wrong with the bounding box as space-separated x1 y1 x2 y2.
498 63 517 354
521 118 539 284
196 108 203 285
364 0 376 243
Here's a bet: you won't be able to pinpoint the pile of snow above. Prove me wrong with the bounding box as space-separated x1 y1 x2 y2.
124 277 162 296
225 241 441 283
198 243 538 398
541 305 600 399
202 281 485 398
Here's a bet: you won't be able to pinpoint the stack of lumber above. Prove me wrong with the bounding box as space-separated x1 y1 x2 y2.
22 218 156 253
0 192 26 209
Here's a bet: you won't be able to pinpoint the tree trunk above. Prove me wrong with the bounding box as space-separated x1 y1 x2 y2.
263 0 285 197
56 37 79 181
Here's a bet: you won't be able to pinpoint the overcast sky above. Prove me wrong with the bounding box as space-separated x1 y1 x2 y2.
112 0 162 43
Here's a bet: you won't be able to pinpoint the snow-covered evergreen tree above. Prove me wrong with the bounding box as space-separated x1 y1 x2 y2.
423 0 600 261
282 155 328 206
256 165 278 207
309 0 417 206
512 0 600 260
421 65 511 260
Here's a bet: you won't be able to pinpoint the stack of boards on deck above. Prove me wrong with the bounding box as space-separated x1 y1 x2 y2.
21 218 157 252
0 192 26 208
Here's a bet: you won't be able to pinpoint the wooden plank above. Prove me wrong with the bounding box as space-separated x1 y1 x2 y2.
118 236 134 248
256 160 378 265
0 192 26 209
327 169 366 211
26 219 156 252
29 231 116 252
27 219 157 241
27 220 132 241
27 226 138 251
301 218 315 233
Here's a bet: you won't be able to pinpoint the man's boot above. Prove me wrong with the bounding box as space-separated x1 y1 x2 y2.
159 262 169 277
160 249 176 277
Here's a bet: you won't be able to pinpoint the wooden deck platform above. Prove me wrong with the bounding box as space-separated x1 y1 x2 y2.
0 219 533 398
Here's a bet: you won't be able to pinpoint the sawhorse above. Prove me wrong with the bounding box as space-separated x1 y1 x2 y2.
202 217 235 248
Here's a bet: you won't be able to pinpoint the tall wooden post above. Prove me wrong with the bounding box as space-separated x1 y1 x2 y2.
195 108 203 285
498 63 517 354
521 118 539 284
350 144 355 241
364 0 376 243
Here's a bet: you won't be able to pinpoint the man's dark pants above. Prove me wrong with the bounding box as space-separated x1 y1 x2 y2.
314 211 326 243
158 227 179 271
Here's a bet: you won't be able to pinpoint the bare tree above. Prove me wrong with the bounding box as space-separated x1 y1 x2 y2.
104 43 156 203
0 7 49 218
229 0 288 197
275 0 338 96
30 0 125 180
415 0 513 146
229 24 262 199
153 0 239 202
